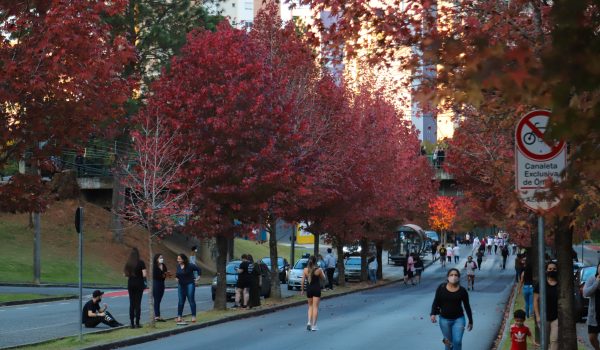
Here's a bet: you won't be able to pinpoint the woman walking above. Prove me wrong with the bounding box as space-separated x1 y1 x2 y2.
152 253 168 322
175 253 201 323
301 255 325 331
124 248 147 329
430 268 473 350
518 257 534 319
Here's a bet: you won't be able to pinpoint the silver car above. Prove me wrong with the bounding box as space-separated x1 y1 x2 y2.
287 258 339 290
344 256 362 281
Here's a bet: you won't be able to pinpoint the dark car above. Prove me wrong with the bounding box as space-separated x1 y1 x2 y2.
211 260 271 301
574 265 595 322
344 256 362 281
261 257 290 284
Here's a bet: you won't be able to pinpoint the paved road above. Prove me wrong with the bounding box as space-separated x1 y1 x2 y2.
122 246 515 350
0 253 408 348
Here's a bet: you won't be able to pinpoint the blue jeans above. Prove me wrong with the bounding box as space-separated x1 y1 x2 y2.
439 316 466 350
178 282 196 317
368 269 377 283
522 285 534 318
153 280 165 317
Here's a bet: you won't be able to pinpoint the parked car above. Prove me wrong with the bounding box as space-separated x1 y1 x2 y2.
261 257 290 284
211 260 271 301
574 265 595 322
344 256 362 281
287 258 338 290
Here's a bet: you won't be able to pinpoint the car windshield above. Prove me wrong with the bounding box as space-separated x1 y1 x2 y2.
226 262 240 274
293 260 308 269
262 257 284 268
346 258 361 266
582 267 596 282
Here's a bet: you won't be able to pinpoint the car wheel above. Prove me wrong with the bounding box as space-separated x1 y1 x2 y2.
287 285 293 290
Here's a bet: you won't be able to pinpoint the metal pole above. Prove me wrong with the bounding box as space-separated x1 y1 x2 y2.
79 208 83 342
290 224 295 266
538 215 547 350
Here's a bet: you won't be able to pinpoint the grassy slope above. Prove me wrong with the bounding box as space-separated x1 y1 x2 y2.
0 199 315 286
0 293 72 303
0 199 176 286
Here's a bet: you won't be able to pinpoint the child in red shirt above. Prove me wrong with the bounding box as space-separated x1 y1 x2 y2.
510 309 532 350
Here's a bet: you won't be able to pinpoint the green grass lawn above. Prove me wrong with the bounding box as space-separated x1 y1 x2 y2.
0 293 73 303
234 238 313 264
0 220 125 285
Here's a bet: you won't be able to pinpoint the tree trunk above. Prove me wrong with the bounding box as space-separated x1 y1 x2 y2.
376 240 383 280
360 237 368 282
267 218 282 299
148 234 155 328
213 235 228 310
555 215 577 350
313 232 320 258
336 242 345 287
33 212 41 284
111 178 125 243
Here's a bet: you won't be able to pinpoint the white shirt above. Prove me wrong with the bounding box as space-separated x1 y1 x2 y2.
453 246 460 256
465 260 477 275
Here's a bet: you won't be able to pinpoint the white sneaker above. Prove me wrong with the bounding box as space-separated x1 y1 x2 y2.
311 325 319 331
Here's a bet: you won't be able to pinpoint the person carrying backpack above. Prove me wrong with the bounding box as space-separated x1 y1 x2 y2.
464 256 478 291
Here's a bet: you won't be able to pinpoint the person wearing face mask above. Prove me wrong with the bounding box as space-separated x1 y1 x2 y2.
430 268 473 350
152 253 169 322
82 290 123 328
533 261 559 350
583 262 600 350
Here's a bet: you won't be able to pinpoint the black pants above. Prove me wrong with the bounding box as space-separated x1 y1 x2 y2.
326 268 335 289
153 280 165 317
477 259 482 270
84 311 120 328
502 256 508 269
128 285 144 325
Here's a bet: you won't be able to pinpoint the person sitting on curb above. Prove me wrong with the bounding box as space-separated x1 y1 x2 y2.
82 290 123 328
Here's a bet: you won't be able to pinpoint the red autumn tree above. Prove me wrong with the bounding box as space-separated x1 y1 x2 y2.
429 196 456 245
0 0 135 283
143 20 308 309
249 4 329 299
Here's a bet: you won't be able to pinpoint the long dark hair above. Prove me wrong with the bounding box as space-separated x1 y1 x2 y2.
124 248 141 277
307 255 317 283
153 253 162 267
178 253 189 268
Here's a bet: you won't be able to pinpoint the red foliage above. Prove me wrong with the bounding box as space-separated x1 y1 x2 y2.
0 0 136 211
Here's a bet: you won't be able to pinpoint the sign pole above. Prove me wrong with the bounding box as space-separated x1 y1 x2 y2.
76 207 84 342
538 215 547 350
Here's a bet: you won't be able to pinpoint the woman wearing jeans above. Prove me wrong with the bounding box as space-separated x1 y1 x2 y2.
518 257 534 319
430 268 473 350
175 253 201 323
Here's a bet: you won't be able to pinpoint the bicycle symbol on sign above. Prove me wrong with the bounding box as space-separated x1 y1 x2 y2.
523 122 546 146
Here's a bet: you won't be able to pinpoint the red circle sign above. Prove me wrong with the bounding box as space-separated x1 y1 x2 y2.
515 110 565 161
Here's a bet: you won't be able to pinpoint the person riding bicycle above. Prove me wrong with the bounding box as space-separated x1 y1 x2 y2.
464 256 478 291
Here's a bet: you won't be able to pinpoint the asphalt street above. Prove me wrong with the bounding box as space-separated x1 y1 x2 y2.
0 252 407 348
122 246 515 350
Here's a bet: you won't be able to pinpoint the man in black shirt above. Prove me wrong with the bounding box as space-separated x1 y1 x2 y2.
534 262 559 350
82 290 123 328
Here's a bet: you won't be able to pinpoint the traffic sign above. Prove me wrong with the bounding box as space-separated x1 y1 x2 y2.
515 110 565 161
515 110 566 212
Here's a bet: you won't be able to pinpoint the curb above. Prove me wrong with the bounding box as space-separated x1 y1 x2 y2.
492 284 517 350
0 283 127 289
80 277 409 350
0 295 78 307
5 261 431 350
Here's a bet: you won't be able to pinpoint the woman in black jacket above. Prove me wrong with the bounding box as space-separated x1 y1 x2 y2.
430 268 473 350
124 247 147 328
152 253 168 322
